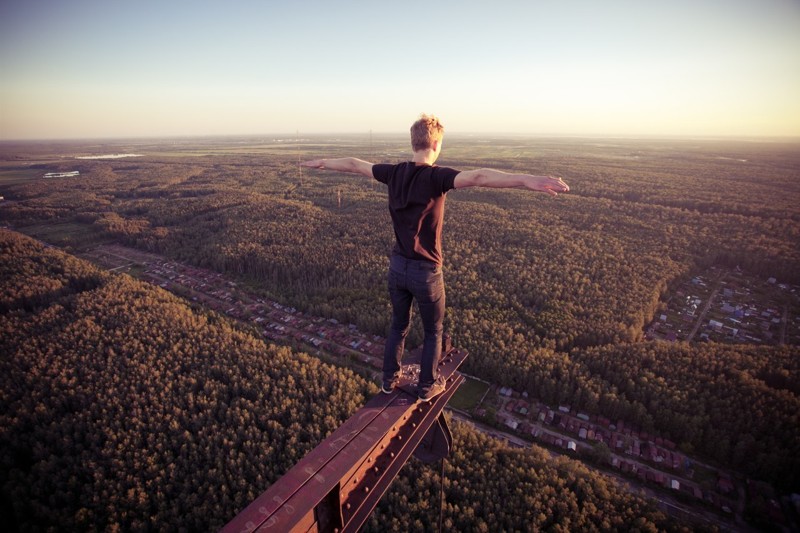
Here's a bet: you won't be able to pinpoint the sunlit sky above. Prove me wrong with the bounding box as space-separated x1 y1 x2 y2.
1 0 798 140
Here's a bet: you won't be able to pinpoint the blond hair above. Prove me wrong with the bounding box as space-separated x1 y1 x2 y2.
410 114 444 152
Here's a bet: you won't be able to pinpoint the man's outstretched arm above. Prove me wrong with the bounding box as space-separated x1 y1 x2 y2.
454 168 569 196
301 158 374 178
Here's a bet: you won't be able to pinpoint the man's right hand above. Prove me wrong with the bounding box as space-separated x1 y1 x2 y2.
455 168 570 196
524 175 570 196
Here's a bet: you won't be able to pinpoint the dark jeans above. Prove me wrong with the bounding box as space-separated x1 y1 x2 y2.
382 254 445 387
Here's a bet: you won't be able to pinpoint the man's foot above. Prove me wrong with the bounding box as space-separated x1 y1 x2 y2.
418 376 446 402
381 380 397 394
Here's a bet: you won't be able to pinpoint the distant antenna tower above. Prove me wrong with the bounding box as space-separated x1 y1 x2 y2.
337 188 342 209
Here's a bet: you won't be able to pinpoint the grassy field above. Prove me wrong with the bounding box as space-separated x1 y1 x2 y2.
0 168 45 186
18 222 110 251
449 376 491 411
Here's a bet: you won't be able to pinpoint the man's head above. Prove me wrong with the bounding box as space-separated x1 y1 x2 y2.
410 114 444 154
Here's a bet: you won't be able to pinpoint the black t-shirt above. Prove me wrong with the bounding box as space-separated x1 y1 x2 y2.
372 162 459 265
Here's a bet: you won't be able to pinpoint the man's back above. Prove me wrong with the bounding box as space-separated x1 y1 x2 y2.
372 162 458 265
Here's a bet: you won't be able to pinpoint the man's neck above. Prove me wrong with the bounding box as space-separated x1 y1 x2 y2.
412 148 438 166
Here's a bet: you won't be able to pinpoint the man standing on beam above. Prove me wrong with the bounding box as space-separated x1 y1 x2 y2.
302 114 570 402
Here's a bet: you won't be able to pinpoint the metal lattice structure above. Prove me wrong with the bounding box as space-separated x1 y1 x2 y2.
222 346 468 533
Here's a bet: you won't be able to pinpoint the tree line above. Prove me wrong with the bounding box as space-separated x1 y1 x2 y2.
0 230 372 530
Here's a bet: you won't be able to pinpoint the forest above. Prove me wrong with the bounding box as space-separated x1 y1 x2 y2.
0 230 677 531
1 135 798 526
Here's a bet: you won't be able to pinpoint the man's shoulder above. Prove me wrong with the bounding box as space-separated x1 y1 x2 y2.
373 161 414 181
432 164 459 175
430 165 460 192
371 162 391 181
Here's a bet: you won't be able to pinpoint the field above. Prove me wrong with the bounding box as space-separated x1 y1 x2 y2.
448 376 491 411
11 221 110 249
0 168 44 186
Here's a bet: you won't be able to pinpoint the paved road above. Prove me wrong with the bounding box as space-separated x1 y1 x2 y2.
686 275 723 341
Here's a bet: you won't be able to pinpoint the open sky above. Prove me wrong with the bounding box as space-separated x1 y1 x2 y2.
1 0 798 140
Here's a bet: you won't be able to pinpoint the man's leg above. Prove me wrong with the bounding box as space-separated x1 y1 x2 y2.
382 268 413 389
411 264 445 389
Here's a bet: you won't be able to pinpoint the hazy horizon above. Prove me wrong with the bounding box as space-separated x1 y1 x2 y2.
3 131 799 145
2 1 799 141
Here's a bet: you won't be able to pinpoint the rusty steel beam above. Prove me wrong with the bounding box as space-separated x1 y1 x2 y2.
222 347 468 533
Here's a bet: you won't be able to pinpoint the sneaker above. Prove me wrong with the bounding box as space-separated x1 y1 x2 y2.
418 376 447 402
381 380 397 394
